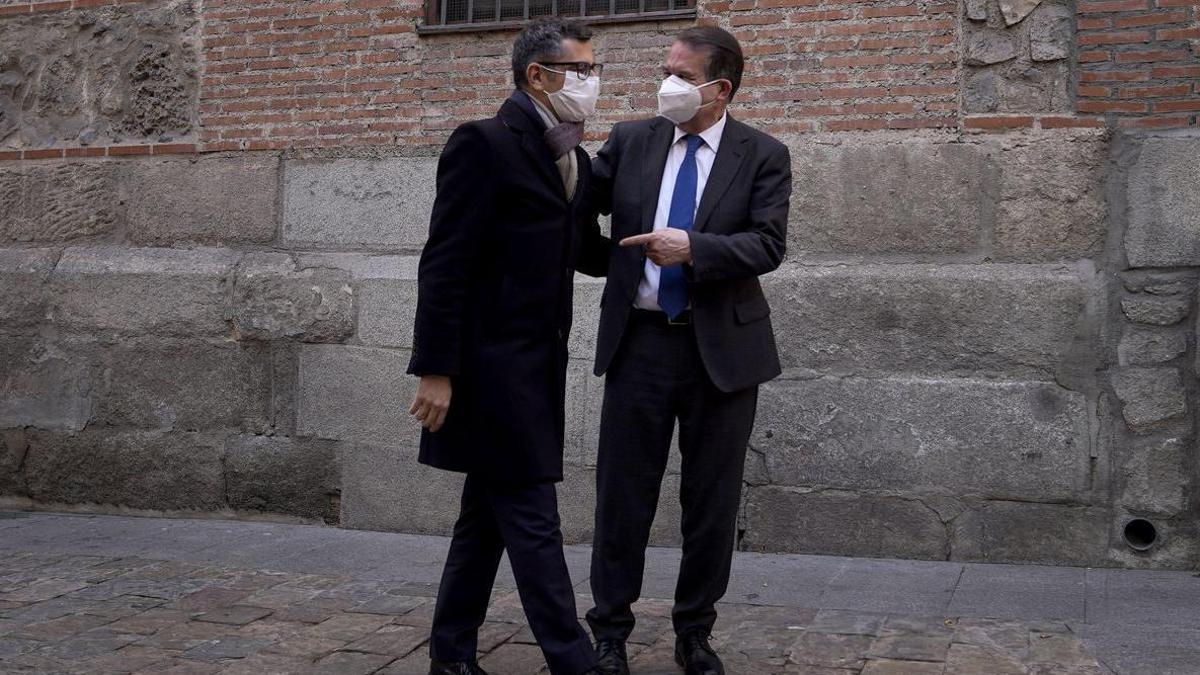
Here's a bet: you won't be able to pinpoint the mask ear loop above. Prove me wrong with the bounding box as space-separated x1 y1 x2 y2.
695 79 730 110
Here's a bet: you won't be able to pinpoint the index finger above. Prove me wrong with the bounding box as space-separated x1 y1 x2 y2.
619 234 654 247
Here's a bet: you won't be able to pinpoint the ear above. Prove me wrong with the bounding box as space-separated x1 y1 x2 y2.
716 79 733 102
526 63 545 91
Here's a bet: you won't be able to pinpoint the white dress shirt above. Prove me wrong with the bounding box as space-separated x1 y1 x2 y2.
634 113 728 311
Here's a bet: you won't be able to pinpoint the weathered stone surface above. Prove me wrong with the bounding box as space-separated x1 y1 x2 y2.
1121 296 1188 326
50 247 237 337
753 377 1089 502
966 31 1018 66
282 158 437 251
84 338 271 433
1029 3 1073 61
742 488 947 559
952 502 1109 565
1120 438 1189 517
349 257 419 349
966 0 989 21
0 248 56 334
1000 0 1043 25
788 139 991 255
994 131 1108 261
22 430 225 510
1111 367 1188 433
233 254 354 343
0 163 122 243
296 345 416 446
0 338 91 432
224 435 341 522
125 155 278 246
1117 327 1186 366
765 263 1088 378
340 443 463 536
1125 136 1200 268
556 463 682 545
1 429 30 496
0 0 198 148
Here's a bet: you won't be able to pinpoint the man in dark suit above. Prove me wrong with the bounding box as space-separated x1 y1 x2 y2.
584 26 791 675
407 18 609 675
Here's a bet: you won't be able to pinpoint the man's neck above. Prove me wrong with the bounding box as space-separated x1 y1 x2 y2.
678 105 726 135
520 85 561 123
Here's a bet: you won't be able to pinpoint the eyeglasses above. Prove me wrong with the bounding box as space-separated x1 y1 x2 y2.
538 62 604 80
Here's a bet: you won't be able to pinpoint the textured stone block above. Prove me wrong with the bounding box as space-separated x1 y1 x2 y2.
0 338 91 432
50 247 237 337
1117 327 1186 366
994 131 1107 261
1121 296 1188 326
233 254 354 343
126 155 279 246
224 435 341 522
296 345 417 446
0 163 122 243
340 442 462 535
742 488 948 559
0 248 56 334
22 430 225 510
84 338 271 433
1111 367 1188 433
952 502 1109 566
1029 3 1073 62
1120 437 1189 517
282 158 437 251
765 263 1088 378
1126 136 1200 268
788 139 991 255
753 377 1089 502
345 256 420 349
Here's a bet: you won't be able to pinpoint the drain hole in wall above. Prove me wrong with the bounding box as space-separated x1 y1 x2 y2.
1123 518 1158 552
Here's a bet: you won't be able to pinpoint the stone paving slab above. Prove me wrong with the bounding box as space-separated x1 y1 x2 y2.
0 512 1198 673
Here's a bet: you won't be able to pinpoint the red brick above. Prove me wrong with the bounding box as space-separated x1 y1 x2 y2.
1118 83 1192 97
1112 11 1187 27
1078 29 1151 45
1155 100 1200 112
1078 99 1151 112
964 116 1036 129
23 148 64 159
1116 49 1190 62
1080 0 1149 11
1038 116 1107 128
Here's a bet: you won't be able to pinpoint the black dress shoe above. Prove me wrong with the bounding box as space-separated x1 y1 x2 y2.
674 632 724 675
595 638 630 675
429 660 489 675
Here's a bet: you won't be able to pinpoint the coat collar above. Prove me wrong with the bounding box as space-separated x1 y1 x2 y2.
499 90 566 197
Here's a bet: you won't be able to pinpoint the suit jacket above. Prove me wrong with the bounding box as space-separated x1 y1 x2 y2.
589 114 791 393
407 90 607 483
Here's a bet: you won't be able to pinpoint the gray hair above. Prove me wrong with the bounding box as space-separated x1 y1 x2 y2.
512 18 593 87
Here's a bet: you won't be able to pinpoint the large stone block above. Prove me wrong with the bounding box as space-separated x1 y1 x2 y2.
1 430 29 496
282 158 437 251
233 254 354 342
0 0 198 148
50 246 237 337
753 377 1090 502
339 255 420 349
224 435 341 522
125 155 279 246
0 248 57 334
340 442 464 536
1125 135 1200 268
994 131 1108 261
82 338 271 433
1111 367 1188 434
1120 437 1189 517
742 487 948 559
296 345 418 447
765 263 1089 378
1117 327 1186 366
0 338 91 432
0 163 123 243
22 429 225 511
951 502 1110 566
788 138 992 255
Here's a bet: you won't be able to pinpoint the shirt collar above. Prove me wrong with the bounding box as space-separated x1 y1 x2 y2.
673 112 727 154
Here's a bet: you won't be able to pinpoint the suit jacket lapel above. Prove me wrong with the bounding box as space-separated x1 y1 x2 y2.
693 116 748 232
640 117 675 234
499 97 566 199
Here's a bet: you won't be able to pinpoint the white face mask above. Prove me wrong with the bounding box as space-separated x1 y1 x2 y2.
657 75 720 125
542 67 600 122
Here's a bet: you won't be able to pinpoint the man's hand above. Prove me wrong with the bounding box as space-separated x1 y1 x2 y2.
410 375 452 433
620 229 692 267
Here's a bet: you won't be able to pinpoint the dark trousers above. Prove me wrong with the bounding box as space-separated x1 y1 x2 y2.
587 312 758 641
430 475 596 675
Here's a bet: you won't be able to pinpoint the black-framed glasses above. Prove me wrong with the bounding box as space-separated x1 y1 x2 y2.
538 62 604 80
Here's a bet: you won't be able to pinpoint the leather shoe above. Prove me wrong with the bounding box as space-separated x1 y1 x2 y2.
674 632 724 675
594 638 630 675
429 661 489 675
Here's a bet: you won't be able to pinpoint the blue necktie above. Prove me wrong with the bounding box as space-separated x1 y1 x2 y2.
658 134 703 320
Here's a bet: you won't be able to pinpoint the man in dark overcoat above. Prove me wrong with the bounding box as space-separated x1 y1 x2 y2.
407 18 609 675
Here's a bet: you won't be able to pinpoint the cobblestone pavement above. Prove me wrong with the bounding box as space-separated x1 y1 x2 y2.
1 512 1197 674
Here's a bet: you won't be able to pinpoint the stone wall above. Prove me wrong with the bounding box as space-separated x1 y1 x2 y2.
1 0 1198 569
